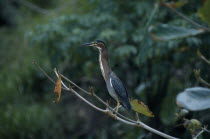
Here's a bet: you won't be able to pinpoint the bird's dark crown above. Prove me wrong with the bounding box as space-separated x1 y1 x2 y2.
95 40 106 47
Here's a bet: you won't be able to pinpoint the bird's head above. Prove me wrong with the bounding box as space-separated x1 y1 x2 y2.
81 40 107 50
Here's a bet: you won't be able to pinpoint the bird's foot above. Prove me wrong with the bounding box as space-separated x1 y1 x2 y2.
114 102 121 115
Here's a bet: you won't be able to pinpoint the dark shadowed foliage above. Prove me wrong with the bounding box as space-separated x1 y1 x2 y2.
1 0 210 139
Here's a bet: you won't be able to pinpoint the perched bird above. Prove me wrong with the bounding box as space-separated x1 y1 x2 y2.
82 40 131 111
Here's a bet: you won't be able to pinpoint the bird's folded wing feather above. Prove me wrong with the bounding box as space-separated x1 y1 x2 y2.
110 75 128 100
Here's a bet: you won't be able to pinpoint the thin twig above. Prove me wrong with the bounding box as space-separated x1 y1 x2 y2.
70 88 108 113
33 60 56 84
14 0 50 14
193 129 204 139
197 50 210 65
194 69 210 88
146 3 159 27
200 55 210 65
161 2 210 32
11 0 72 15
197 76 210 88
202 127 210 133
54 69 107 113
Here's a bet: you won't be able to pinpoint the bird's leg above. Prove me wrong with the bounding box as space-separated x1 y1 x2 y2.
113 104 121 110
115 101 120 113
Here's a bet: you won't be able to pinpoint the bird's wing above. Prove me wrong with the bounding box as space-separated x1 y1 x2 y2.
110 74 128 101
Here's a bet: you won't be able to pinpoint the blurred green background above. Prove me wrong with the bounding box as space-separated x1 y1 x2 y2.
1 0 210 138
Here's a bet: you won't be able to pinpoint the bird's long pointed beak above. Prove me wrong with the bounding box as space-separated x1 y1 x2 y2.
81 42 95 46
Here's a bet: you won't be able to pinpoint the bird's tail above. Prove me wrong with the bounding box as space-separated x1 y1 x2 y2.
121 99 132 111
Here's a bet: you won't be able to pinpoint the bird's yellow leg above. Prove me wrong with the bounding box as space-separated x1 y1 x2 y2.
115 101 120 113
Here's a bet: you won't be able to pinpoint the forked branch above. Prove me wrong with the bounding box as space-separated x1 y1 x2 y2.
33 61 179 139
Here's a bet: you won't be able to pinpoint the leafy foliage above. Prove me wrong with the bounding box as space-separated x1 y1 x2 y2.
1 0 210 138
149 24 204 41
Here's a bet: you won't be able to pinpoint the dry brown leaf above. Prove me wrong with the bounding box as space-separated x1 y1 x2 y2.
53 76 62 103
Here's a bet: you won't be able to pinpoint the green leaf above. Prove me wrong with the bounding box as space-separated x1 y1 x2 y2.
176 87 210 111
198 0 210 25
149 24 204 41
130 99 154 117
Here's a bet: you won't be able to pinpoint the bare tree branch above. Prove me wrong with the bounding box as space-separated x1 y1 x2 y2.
194 69 210 88
58 72 137 123
12 0 50 14
54 68 107 113
33 60 179 139
11 0 72 15
161 2 210 32
193 129 204 139
193 125 210 139
202 127 210 133
197 50 210 65
33 60 56 84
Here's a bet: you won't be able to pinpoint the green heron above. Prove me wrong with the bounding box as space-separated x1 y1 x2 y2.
82 40 131 112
